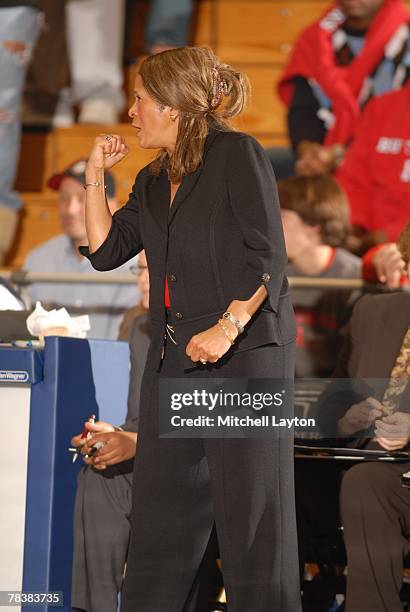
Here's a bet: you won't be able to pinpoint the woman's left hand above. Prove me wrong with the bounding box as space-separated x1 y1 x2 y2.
186 323 237 364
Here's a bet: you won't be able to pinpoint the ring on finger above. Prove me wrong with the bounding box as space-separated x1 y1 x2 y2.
200 358 207 365
105 135 112 141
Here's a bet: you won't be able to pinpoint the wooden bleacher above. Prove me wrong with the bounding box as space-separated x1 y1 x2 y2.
8 0 332 267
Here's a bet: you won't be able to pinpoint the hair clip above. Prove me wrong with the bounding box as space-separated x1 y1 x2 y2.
210 69 228 110
221 80 229 95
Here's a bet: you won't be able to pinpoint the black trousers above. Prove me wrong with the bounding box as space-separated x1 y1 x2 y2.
71 461 134 612
341 461 410 612
121 327 301 612
71 462 222 612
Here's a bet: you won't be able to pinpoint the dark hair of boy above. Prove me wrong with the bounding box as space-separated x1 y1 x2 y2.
278 175 350 247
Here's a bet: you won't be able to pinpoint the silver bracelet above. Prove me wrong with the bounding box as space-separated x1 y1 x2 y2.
222 311 244 335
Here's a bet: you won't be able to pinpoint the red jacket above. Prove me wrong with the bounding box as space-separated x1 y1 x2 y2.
277 0 410 146
336 85 410 241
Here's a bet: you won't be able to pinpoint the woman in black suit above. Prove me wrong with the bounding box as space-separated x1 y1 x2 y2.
81 47 300 612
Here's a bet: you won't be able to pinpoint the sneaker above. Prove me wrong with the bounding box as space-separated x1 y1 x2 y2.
78 98 119 124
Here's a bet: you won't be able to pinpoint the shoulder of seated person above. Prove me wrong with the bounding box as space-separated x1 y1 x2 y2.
354 291 410 318
24 234 68 265
334 248 362 276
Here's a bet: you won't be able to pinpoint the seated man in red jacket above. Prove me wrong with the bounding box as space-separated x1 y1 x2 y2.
278 0 410 176
336 82 410 253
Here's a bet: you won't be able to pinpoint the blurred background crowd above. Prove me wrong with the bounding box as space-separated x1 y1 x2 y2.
1 1 410 610
1 0 409 339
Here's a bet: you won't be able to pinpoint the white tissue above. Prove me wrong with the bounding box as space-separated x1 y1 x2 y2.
26 301 90 338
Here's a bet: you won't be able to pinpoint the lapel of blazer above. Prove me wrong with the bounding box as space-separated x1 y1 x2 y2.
146 129 221 233
146 171 169 235
168 164 203 226
168 129 221 226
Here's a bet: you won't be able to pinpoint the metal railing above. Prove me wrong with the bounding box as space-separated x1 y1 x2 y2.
1 269 406 291
0 270 137 286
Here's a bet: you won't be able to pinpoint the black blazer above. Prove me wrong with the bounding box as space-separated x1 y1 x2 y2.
333 292 410 380
81 129 296 370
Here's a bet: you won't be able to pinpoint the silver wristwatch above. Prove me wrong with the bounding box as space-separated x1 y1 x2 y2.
222 311 244 335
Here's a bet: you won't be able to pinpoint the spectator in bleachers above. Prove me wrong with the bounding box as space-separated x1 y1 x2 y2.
25 0 127 126
316 222 410 612
24 0 194 126
279 175 361 377
23 0 68 126
0 0 39 263
278 0 410 177
295 227 410 609
23 159 139 339
56 0 126 125
336 82 410 253
62 0 194 124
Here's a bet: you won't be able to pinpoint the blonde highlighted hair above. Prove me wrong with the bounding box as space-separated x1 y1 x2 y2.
139 46 250 182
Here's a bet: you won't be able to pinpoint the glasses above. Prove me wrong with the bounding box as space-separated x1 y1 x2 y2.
130 264 148 276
